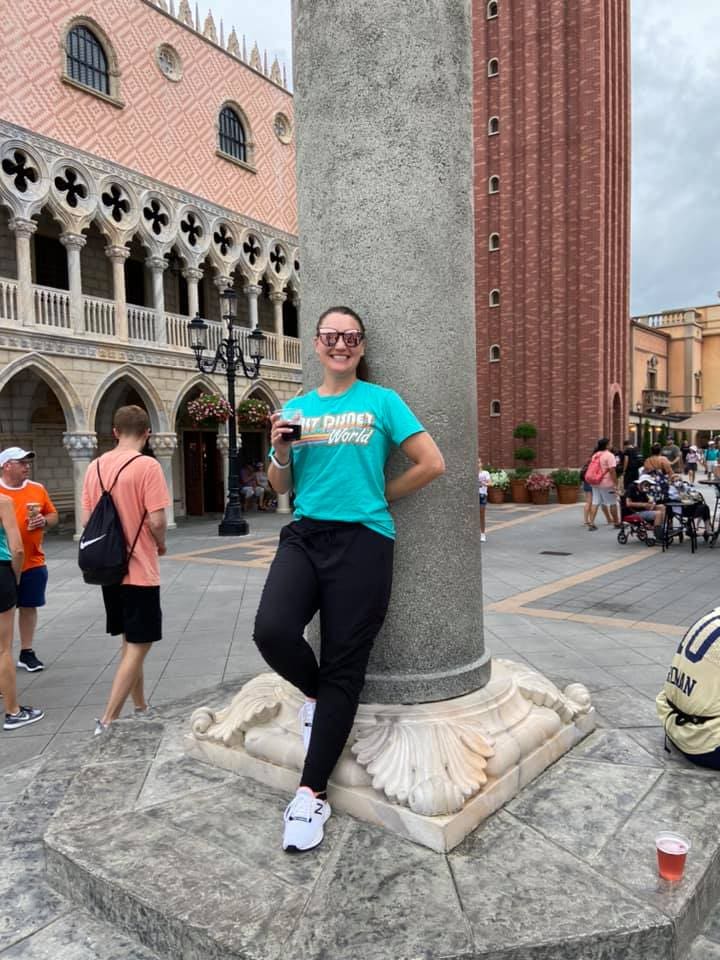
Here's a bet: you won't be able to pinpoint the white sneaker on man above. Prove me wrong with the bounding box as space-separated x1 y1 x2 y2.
282 788 331 852
298 700 316 754
480 533 487 543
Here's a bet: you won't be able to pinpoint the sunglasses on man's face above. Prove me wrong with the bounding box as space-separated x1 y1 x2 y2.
317 328 364 348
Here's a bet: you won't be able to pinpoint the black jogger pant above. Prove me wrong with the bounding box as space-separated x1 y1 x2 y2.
253 518 394 792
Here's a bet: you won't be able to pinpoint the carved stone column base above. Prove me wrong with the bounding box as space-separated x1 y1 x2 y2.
186 659 595 853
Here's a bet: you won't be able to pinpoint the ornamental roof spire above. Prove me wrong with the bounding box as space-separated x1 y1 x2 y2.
227 27 240 57
203 10 217 43
250 42 262 71
178 0 192 25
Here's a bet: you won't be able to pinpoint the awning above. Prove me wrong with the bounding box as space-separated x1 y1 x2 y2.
674 408 720 431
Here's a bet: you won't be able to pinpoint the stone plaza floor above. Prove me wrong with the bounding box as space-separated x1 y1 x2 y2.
1 501 720 958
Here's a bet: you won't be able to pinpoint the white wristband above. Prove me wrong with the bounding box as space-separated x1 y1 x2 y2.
270 453 291 470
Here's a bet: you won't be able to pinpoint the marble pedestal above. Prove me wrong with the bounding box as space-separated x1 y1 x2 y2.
186 659 595 853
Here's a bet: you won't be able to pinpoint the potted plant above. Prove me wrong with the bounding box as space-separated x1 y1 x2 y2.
236 397 271 428
487 468 509 504
509 467 531 503
551 468 581 505
186 393 233 428
526 471 554 505
511 421 537 501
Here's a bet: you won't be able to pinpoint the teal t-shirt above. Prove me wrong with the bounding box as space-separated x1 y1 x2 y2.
0 526 10 562
281 380 424 539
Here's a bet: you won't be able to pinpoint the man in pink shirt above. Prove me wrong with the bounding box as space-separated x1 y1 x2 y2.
81 405 170 735
586 437 620 531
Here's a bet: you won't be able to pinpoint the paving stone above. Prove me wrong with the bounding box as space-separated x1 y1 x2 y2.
450 812 672 960
506 757 662 859
569 728 662 768
0 841 71 951
0 910 161 959
592 686 660 728
688 936 720 959
287 821 472 960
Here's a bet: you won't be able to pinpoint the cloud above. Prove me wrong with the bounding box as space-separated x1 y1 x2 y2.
631 0 720 313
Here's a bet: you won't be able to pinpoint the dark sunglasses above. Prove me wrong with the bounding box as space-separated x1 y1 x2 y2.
317 328 364 348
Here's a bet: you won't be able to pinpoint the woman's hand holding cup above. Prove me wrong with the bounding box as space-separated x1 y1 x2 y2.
271 408 302 461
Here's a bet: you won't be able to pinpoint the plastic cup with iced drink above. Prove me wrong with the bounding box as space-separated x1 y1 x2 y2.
280 408 303 442
26 502 41 527
655 832 690 881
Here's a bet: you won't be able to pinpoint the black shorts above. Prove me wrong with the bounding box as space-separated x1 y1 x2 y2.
101 584 162 644
0 563 17 613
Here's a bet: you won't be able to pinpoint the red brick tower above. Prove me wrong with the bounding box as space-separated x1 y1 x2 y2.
473 0 630 468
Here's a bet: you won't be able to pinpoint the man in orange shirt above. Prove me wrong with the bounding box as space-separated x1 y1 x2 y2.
81 405 170 735
0 447 58 672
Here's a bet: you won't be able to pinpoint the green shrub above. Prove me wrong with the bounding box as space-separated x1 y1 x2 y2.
513 422 538 440
511 467 532 480
550 468 581 486
514 445 536 462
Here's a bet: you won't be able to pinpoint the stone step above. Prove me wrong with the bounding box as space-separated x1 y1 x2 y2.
41 719 720 960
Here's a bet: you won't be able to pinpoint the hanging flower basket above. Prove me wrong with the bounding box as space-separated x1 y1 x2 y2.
237 397 271 428
186 394 233 427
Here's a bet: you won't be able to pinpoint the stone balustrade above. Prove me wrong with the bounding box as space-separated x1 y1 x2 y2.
0 275 300 365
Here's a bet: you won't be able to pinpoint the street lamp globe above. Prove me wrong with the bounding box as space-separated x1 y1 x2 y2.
188 312 208 362
249 328 267 362
220 287 238 321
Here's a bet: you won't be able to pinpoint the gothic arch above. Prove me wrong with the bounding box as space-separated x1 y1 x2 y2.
170 373 225 425
0 353 84 431
238 380 280 410
88 364 169 433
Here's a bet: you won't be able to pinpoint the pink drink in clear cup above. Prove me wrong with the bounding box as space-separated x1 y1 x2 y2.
655 832 690 881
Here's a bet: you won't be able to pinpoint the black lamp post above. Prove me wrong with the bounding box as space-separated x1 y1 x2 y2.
188 288 266 536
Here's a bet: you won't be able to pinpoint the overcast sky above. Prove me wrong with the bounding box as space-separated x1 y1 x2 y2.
212 0 720 317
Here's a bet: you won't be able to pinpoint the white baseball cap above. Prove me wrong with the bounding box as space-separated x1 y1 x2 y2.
0 447 35 467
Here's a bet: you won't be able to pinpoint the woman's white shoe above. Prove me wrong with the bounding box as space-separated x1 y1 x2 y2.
282 789 331 852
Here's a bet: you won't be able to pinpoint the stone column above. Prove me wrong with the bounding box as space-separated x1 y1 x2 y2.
293 0 489 703
245 283 261 331
146 256 168 345
60 233 87 334
106 245 130 341
62 432 98 540
148 433 178 529
183 267 203 318
10 217 37 327
269 290 286 363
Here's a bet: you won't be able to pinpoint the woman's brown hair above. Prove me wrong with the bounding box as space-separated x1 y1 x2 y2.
316 306 369 381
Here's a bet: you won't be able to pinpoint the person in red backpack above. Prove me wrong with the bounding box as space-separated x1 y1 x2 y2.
585 438 620 531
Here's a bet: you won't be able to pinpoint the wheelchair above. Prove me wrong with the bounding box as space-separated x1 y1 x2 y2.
617 496 657 547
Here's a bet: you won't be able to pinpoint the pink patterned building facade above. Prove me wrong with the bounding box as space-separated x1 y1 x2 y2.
0 0 301 527
1 0 297 234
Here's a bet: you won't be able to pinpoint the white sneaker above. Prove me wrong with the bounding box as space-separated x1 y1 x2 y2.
282 788 331 852
93 719 109 737
480 533 487 543
133 705 154 719
298 700 316 754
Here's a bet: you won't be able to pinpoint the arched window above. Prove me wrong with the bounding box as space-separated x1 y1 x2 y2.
489 344 501 362
490 400 501 416
488 116 500 136
488 58 499 77
489 175 500 194
487 1 499 19
218 106 247 164
489 232 500 251
66 25 109 95
489 289 500 307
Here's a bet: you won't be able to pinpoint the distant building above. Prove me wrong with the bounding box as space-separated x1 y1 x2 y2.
630 304 720 443
472 0 630 467
0 0 300 531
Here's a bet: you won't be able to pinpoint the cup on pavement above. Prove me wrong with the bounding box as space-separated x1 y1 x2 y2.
655 831 690 881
